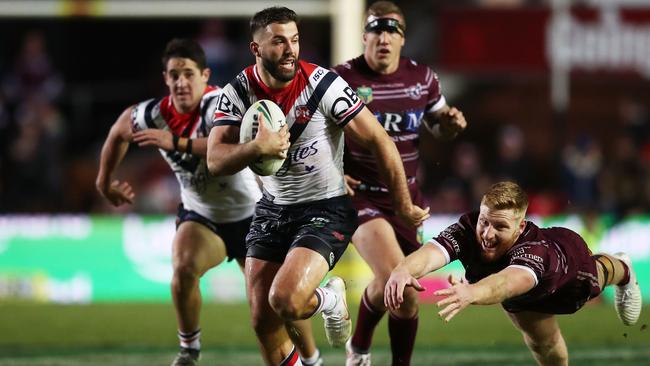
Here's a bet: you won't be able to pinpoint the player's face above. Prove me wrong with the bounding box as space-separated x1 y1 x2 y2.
475 205 525 263
164 57 210 113
252 22 300 83
363 14 405 72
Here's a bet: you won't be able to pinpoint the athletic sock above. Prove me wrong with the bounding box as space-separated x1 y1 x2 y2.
619 260 631 286
280 345 302 366
388 313 418 366
178 328 201 350
350 289 385 353
300 349 321 366
313 287 339 314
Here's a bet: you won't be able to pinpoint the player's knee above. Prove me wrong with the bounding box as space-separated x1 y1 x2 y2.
525 330 562 356
172 260 200 284
389 290 418 318
268 288 304 320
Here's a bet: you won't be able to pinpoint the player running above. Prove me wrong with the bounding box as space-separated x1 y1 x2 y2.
207 6 429 366
96 38 322 366
332 2 466 365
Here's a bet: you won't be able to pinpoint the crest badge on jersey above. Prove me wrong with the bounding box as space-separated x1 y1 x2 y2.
356 86 373 104
294 105 312 124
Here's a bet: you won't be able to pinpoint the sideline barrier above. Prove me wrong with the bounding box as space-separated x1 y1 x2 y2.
0 214 648 303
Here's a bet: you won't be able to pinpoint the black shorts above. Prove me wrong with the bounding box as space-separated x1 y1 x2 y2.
246 194 358 270
176 204 252 261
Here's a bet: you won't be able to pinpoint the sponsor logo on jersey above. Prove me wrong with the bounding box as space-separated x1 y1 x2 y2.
356 86 373 104
329 252 335 267
294 105 312 124
275 140 319 176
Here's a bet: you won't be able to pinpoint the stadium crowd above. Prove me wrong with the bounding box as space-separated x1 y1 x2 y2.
0 2 649 221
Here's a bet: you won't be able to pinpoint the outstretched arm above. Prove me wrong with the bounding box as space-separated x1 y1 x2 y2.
95 106 135 206
384 244 449 311
435 267 536 322
344 107 430 227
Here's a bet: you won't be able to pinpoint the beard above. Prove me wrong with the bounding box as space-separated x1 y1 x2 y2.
262 56 298 82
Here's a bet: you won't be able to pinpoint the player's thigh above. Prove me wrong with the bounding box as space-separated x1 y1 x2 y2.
352 218 405 280
173 221 227 275
505 310 560 342
272 247 330 302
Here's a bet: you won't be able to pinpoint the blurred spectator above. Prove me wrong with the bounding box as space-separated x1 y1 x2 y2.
5 96 65 211
599 134 647 218
492 124 532 187
197 20 238 86
561 135 602 212
1 31 63 104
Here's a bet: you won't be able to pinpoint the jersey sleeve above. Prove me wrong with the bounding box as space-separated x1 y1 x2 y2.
201 88 224 131
131 98 165 132
212 80 246 128
507 244 548 286
319 71 365 127
425 68 446 114
428 213 475 264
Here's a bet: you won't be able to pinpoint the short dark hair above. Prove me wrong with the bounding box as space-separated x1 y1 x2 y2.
250 6 298 38
161 38 207 70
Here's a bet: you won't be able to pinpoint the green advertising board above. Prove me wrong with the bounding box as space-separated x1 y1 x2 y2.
0 214 648 303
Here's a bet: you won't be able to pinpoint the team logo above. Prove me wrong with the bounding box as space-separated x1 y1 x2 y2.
407 83 423 100
356 86 373 104
294 105 312 124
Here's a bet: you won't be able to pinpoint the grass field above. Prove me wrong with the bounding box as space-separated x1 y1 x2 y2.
1 302 648 365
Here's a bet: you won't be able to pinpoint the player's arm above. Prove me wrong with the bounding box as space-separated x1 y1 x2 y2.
384 244 449 310
343 107 430 227
434 267 536 322
422 103 467 140
206 119 289 176
132 129 209 156
95 106 135 206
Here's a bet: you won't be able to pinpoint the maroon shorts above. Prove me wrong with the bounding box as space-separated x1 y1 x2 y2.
351 182 423 255
503 228 602 314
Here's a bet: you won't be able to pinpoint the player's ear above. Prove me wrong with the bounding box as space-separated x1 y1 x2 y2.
518 218 526 235
202 68 211 82
250 41 260 57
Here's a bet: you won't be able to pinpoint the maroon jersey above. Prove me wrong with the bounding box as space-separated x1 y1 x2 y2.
333 56 444 189
431 212 601 314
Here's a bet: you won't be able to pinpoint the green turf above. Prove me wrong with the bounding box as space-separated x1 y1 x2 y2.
0 302 648 365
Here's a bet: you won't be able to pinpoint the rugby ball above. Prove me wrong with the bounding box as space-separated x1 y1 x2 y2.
239 99 288 176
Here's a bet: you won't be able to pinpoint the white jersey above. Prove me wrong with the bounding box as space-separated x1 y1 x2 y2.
131 87 261 222
212 61 364 204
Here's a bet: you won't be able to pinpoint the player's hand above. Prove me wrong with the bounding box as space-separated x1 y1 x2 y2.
384 267 426 311
434 275 473 322
253 113 290 159
98 179 135 207
438 107 467 138
344 175 361 196
397 203 430 228
133 129 174 151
